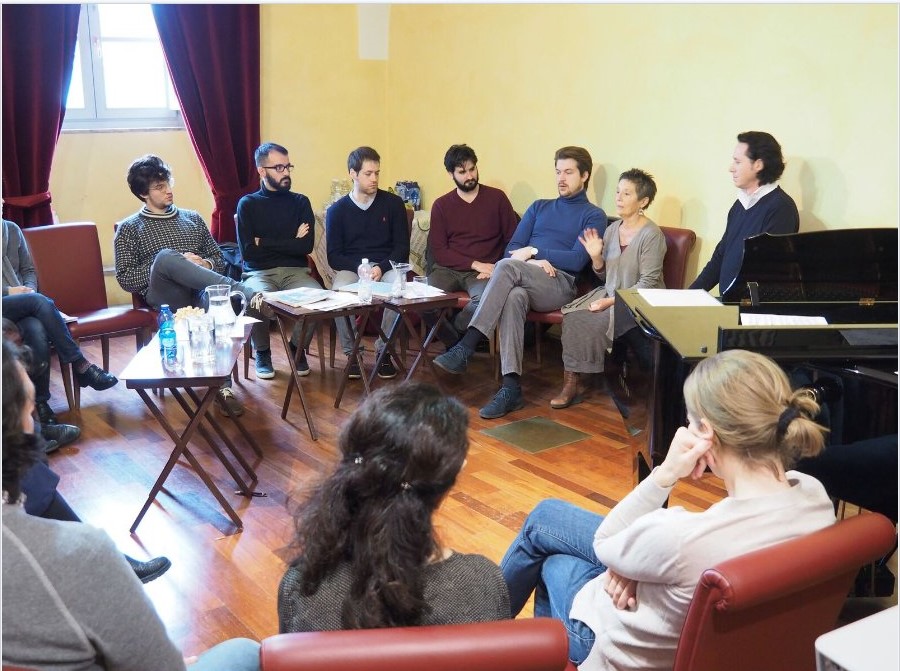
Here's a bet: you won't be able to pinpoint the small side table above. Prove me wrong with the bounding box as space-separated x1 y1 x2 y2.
815 605 898 671
371 293 460 386
119 329 261 534
265 298 384 441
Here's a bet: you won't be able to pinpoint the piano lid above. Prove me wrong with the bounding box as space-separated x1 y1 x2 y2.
720 228 898 305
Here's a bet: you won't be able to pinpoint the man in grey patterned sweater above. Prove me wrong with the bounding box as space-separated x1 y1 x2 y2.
114 154 259 416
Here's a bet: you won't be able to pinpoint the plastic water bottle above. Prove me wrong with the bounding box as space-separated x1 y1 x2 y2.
160 324 178 371
158 304 175 354
157 304 178 370
357 258 373 304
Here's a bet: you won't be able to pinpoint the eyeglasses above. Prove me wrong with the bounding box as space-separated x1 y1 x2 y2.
261 164 294 174
149 180 174 193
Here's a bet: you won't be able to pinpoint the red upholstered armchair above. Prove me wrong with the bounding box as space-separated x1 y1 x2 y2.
672 512 896 671
21 222 157 411
260 618 570 671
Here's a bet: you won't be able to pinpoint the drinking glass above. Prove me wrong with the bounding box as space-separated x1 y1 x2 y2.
188 314 215 366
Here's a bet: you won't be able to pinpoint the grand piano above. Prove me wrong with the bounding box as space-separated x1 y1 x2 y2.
610 227 898 485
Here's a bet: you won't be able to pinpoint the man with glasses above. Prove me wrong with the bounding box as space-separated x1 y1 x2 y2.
114 154 261 416
236 142 322 379
326 146 410 380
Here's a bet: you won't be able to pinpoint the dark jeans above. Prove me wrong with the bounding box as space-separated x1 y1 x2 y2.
795 434 898 522
3 293 84 402
21 460 80 522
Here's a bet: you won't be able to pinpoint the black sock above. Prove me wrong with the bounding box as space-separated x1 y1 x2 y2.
502 373 521 390
459 327 483 352
73 357 90 374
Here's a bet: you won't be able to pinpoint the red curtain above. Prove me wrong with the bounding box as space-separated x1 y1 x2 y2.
1 4 80 227
152 4 260 243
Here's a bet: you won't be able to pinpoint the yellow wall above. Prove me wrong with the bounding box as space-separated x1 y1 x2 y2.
49 3 898 304
384 4 899 282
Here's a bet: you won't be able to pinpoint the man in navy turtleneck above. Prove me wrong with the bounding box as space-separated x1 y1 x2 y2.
434 146 608 419
689 131 800 294
236 142 321 380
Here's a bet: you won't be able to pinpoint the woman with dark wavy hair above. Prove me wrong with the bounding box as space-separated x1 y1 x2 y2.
278 382 510 631
2 338 261 670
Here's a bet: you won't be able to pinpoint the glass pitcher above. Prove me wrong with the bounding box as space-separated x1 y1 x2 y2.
203 284 246 340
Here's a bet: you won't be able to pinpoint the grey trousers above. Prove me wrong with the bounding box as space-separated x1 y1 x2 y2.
427 264 490 336
469 258 576 376
561 307 611 374
331 269 400 355
242 266 322 352
145 249 254 311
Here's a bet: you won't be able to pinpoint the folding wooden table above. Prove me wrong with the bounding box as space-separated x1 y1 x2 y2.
371 293 461 386
120 328 261 533
265 298 384 441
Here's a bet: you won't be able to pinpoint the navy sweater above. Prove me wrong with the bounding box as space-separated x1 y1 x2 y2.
236 186 316 271
325 189 410 275
690 186 799 292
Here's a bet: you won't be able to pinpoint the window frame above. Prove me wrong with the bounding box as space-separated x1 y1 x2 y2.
62 3 184 132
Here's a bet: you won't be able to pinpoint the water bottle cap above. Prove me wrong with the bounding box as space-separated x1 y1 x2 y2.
362 258 369 264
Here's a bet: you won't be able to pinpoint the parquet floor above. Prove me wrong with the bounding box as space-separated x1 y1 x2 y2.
41 326 890 656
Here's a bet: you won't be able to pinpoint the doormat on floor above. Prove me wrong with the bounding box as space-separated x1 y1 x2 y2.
480 416 591 453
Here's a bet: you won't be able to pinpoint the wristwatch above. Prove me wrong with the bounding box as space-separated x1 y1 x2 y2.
530 246 538 258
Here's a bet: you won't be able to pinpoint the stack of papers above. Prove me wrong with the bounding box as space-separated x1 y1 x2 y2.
339 282 446 299
637 289 724 307
264 287 361 311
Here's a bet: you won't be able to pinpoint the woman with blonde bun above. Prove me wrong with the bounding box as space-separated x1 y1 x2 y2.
502 349 836 671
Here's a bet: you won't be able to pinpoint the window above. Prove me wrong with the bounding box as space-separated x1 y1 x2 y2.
63 4 183 131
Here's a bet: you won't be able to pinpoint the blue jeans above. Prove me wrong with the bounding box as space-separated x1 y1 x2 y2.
191 637 260 671
3 292 85 402
500 499 607 665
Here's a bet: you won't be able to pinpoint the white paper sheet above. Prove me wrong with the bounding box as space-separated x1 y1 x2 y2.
338 282 445 299
740 313 829 326
307 292 363 311
637 289 724 307
227 314 262 337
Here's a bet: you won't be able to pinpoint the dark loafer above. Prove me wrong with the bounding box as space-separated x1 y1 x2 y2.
36 400 58 425
75 364 118 391
125 555 172 584
41 423 81 449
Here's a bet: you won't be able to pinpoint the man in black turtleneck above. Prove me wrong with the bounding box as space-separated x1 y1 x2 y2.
235 142 321 380
114 154 259 417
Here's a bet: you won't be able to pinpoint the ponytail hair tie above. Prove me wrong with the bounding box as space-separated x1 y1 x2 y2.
776 406 801 439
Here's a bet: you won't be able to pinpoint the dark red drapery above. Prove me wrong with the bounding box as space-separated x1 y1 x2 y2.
1 4 80 227
152 4 260 243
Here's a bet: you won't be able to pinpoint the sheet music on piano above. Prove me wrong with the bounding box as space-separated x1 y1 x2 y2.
637 288 724 307
740 313 829 326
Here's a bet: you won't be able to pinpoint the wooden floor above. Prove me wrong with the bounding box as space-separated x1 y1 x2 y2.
46 327 892 656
